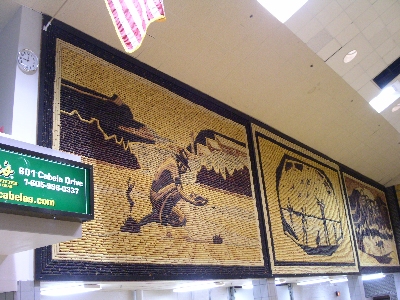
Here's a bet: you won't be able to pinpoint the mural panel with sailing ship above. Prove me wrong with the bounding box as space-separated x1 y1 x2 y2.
252 124 358 274
35 26 266 279
343 174 399 267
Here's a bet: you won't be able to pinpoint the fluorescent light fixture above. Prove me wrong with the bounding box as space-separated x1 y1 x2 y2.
329 278 348 284
275 278 286 285
41 284 101 296
362 273 385 281
369 85 400 113
242 282 254 289
257 0 308 23
173 282 225 293
344 50 357 63
297 278 330 286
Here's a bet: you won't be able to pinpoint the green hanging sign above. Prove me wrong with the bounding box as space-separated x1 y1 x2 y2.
0 144 93 221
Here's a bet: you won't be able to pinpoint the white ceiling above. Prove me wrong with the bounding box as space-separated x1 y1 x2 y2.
0 0 399 187
286 0 400 132
0 0 399 291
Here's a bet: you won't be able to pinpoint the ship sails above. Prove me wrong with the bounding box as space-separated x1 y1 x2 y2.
276 155 343 256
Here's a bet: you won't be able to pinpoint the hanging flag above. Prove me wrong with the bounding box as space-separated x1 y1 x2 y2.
105 0 165 53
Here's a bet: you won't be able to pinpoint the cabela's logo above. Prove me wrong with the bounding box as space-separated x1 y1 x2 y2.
0 160 15 179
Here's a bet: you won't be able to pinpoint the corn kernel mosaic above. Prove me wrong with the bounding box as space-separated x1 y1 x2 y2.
343 174 399 267
252 124 358 275
396 184 400 210
45 39 264 274
36 18 400 280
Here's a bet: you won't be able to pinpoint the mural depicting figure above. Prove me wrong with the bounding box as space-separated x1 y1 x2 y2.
121 149 208 232
50 41 264 268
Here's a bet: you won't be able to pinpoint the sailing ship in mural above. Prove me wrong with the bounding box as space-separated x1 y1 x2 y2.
276 155 344 256
344 175 397 265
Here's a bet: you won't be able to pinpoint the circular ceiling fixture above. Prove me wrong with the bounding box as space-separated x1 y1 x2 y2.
343 50 357 63
392 104 400 112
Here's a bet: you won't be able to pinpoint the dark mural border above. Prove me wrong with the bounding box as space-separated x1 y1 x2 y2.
253 130 358 273
340 166 400 274
35 14 400 280
35 15 270 281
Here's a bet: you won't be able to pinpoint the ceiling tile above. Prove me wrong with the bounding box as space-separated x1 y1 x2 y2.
303 0 332 16
369 28 392 50
325 11 352 37
387 16 400 35
383 47 400 64
350 73 371 91
362 18 385 40
365 58 386 77
343 65 365 83
345 1 371 20
326 34 374 77
394 29 400 45
306 29 333 53
359 51 382 70
358 81 380 101
317 38 341 61
372 0 397 15
380 2 400 25
376 38 396 57
354 5 379 32
285 2 317 34
315 1 343 27
336 23 360 46
345 33 374 61
336 0 355 10
296 18 324 43
325 57 348 77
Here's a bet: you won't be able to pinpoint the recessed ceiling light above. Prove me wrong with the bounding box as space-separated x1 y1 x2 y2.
297 277 330 286
173 282 225 292
343 50 357 63
41 284 101 296
392 104 400 112
257 0 308 23
329 277 348 284
362 273 385 281
241 282 254 289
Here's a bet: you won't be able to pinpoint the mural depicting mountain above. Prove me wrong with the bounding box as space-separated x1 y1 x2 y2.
196 165 252 197
59 112 140 169
60 80 156 145
188 130 252 197
188 129 247 158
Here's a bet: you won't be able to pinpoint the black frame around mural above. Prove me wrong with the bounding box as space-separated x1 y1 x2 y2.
35 15 270 281
34 14 400 281
340 166 400 274
253 129 359 273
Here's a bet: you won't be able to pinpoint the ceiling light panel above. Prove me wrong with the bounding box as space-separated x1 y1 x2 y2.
257 0 308 23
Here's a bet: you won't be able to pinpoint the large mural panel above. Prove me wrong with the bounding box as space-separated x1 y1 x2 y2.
252 124 358 274
343 174 399 267
36 34 266 279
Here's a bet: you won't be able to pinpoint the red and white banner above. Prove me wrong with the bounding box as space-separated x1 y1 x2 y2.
105 0 165 53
